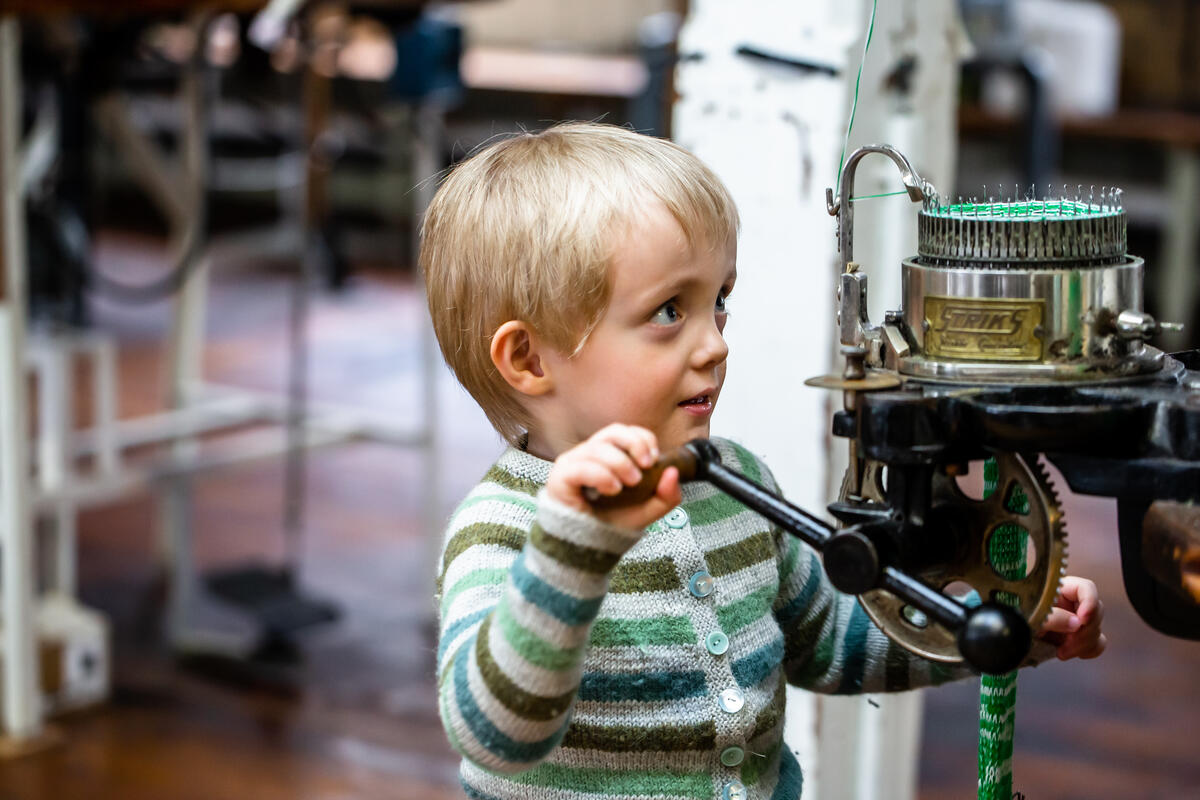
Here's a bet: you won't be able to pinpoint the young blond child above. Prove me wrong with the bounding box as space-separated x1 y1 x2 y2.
423 123 1105 800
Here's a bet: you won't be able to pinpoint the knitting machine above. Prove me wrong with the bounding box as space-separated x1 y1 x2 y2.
594 145 1200 675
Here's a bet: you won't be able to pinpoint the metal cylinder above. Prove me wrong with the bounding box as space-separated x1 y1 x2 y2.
897 198 1161 383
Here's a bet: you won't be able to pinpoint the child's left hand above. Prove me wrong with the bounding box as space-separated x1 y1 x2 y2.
1035 576 1107 660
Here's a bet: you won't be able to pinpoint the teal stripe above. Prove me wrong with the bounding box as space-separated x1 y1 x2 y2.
452 648 568 763
509 551 602 626
442 568 507 614
508 763 712 798
589 616 697 648
834 602 872 694
494 601 580 671
717 584 777 635
732 636 784 687
579 669 707 702
776 555 821 623
439 607 490 662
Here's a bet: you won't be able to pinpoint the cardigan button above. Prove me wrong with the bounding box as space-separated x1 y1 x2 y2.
718 688 745 713
720 746 745 767
722 779 748 800
705 630 729 656
664 507 689 528
688 571 714 598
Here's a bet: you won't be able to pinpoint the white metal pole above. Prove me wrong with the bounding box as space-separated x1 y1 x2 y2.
0 16 43 741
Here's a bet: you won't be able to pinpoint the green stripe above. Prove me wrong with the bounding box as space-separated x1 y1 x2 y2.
441 568 508 614
729 442 763 483
482 465 542 496
777 535 801 587
562 720 715 752
706 531 774 577
589 616 697 648
741 737 781 786
685 491 747 527
609 557 680 593
443 523 526 575
495 600 581 672
456 492 538 517
785 599 836 685
474 616 576 721
716 584 777 635
509 764 712 798
530 524 622 573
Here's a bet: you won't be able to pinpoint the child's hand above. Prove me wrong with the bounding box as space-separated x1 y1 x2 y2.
1036 576 1107 660
546 424 683 531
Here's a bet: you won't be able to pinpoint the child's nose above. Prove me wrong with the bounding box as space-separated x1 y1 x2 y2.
692 320 729 367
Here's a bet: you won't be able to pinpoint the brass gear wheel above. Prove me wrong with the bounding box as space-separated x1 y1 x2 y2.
844 453 1068 664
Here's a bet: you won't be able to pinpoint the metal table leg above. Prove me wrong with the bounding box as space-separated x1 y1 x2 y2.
0 16 46 753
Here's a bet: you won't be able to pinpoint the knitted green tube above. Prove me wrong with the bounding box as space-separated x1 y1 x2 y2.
978 458 1029 800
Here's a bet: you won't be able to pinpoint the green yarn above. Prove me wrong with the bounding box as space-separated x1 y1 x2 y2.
978 458 1029 799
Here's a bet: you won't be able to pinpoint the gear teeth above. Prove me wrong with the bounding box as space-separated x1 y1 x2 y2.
1033 455 1069 614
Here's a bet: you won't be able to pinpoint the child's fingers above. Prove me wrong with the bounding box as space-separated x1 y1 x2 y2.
1040 606 1082 635
586 441 644 487
560 458 625 497
593 424 659 469
1057 577 1102 624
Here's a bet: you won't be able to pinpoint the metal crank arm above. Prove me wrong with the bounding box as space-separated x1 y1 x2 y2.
587 439 1031 674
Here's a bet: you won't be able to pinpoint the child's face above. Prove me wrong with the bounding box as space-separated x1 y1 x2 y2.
531 202 736 457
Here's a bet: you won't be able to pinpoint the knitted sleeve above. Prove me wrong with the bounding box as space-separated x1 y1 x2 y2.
722 443 976 693
435 481 642 775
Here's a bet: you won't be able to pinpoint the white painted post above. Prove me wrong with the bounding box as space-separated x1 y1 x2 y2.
0 17 43 742
675 1 966 797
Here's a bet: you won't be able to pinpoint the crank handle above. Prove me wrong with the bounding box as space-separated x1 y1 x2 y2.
586 439 1032 673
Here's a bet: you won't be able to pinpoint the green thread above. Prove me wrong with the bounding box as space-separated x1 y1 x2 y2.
835 0 878 188
849 190 908 202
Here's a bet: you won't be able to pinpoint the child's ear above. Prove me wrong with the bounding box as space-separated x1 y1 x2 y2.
490 320 553 396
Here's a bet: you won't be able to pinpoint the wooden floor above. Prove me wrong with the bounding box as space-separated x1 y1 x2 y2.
2 232 1198 799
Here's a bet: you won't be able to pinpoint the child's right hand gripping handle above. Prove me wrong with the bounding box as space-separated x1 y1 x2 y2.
583 442 705 510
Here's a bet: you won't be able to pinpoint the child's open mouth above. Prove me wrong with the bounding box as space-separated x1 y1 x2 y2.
678 392 715 416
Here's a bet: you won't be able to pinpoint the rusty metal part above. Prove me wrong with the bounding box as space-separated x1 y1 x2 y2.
583 444 701 510
850 452 1067 664
1142 501 1200 604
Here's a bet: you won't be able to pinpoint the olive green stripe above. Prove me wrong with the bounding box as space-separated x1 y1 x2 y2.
705 531 774 577
751 675 787 739
589 616 697 648
510 764 712 798
716 584 777 635
561 720 716 752
482 465 541 497
442 568 508 615
442 523 526 576
609 557 680 593
495 598 582 672
530 524 622 574
474 616 576 721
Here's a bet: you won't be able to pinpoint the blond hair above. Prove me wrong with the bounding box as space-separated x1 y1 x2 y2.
420 122 739 445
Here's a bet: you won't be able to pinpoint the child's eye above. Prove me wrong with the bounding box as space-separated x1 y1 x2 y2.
716 290 730 314
650 300 682 325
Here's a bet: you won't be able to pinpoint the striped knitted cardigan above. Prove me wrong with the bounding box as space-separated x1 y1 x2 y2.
436 438 970 800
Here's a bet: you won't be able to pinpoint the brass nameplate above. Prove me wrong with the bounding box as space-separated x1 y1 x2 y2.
924 297 1044 361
